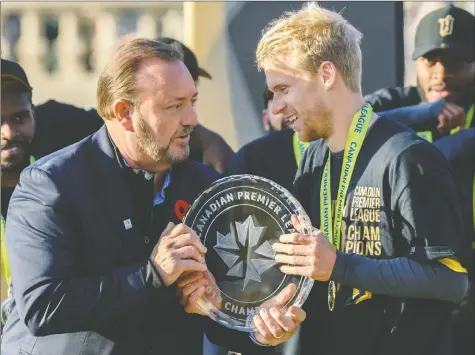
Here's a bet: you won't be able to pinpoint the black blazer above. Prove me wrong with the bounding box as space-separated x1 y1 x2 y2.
2 125 219 355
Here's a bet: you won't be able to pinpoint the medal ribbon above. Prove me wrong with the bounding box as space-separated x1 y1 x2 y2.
293 132 310 166
320 104 373 310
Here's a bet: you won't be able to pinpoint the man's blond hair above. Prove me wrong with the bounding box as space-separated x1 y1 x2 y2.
256 2 363 93
97 38 183 120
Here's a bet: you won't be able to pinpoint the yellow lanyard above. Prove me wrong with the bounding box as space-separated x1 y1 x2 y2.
292 132 310 166
1 215 9 282
450 104 474 134
320 104 373 311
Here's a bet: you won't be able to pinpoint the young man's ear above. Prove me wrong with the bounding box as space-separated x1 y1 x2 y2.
320 61 337 91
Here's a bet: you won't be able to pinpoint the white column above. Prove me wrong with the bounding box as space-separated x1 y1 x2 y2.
160 8 184 41
1 36 11 59
92 10 117 73
57 10 83 78
17 9 44 74
135 12 157 40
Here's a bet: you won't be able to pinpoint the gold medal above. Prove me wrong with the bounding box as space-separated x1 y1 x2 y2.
328 280 336 311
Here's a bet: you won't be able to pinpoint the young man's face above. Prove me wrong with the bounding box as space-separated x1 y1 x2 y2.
265 63 332 142
1 91 35 173
416 50 474 103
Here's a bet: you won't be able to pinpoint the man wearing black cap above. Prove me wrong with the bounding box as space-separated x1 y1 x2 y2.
1 59 37 310
365 4 474 142
158 36 213 83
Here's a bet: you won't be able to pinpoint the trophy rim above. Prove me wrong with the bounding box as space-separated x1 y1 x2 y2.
183 174 315 332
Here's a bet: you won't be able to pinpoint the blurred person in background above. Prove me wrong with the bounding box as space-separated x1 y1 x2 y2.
365 4 474 143
225 87 309 192
1 59 36 316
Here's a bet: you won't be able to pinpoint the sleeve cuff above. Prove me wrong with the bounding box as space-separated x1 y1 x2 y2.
330 250 348 282
144 258 164 289
429 99 445 117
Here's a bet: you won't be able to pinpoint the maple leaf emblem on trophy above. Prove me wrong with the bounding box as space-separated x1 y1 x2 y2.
214 215 277 290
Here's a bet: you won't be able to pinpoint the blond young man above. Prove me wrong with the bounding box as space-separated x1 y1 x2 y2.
183 3 470 355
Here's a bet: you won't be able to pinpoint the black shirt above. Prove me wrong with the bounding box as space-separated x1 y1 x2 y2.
290 117 468 355
32 100 104 159
1 188 14 221
117 159 221 355
225 129 297 192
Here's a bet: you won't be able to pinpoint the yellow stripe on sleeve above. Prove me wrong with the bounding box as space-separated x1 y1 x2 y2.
438 257 467 273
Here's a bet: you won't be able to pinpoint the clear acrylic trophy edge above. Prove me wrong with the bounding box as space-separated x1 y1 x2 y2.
184 174 315 333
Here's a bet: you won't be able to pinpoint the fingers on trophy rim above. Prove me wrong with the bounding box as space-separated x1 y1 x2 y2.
270 307 294 333
259 308 285 339
253 314 273 341
289 305 306 323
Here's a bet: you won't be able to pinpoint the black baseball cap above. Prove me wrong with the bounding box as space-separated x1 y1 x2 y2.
1 58 33 91
157 37 212 81
412 5 475 61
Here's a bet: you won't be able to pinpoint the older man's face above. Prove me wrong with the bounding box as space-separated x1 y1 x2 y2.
132 58 199 165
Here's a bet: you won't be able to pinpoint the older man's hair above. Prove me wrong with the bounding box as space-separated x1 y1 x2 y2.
97 38 184 120
256 2 363 93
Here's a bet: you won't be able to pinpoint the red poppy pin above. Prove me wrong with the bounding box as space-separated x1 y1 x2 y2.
174 200 191 220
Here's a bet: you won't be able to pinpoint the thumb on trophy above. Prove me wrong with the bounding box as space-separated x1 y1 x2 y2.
275 283 297 306
262 283 297 311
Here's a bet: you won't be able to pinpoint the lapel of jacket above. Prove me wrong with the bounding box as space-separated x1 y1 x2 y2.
88 126 138 246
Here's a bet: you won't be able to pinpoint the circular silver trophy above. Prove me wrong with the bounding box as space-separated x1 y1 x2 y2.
183 175 314 332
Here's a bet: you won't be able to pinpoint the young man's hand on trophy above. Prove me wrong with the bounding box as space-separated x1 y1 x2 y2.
250 283 306 346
